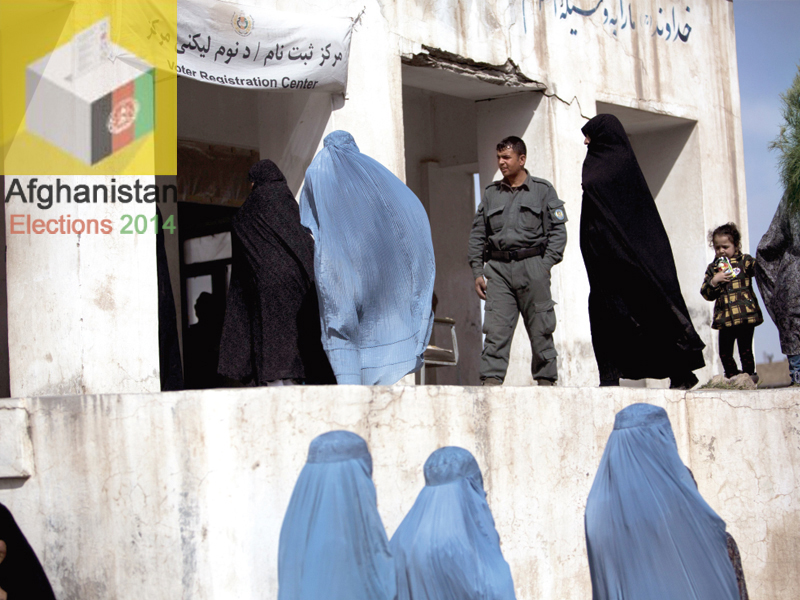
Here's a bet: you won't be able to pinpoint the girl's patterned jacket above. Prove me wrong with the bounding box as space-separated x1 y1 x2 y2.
701 252 764 330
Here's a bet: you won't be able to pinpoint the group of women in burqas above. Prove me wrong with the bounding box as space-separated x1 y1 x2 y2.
277 408 748 600
278 432 515 600
218 131 435 387
0 408 748 599
216 113 712 388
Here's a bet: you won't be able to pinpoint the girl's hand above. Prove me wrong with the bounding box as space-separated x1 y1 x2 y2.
711 271 732 286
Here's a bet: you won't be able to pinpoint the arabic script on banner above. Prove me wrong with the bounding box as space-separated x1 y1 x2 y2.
177 0 354 93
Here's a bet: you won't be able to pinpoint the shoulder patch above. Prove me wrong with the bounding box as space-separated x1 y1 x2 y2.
548 202 568 224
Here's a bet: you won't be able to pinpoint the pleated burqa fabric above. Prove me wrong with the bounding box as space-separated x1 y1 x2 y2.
299 131 435 385
580 114 705 384
278 431 396 600
755 196 800 356
0 503 57 600
584 404 739 600
218 160 334 385
390 447 516 600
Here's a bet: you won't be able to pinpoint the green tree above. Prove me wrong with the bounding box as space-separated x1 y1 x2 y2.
769 63 800 212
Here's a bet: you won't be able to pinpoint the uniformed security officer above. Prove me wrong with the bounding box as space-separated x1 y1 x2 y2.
468 136 567 386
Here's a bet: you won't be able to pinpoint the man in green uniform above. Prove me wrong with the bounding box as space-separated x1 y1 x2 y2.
468 136 567 386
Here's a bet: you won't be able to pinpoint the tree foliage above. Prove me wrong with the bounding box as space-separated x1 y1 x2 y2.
769 63 800 212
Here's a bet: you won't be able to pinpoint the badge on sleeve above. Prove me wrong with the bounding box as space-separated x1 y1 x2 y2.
554 208 565 221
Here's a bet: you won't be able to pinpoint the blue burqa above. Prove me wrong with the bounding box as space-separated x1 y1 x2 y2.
390 447 516 600
299 131 435 385
278 431 396 600
584 403 739 600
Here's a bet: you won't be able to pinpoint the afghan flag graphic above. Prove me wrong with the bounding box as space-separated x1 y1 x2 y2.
91 68 155 164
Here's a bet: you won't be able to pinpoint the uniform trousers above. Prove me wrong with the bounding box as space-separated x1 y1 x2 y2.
481 256 558 382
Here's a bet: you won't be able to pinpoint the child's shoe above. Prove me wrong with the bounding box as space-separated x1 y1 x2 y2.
729 373 757 390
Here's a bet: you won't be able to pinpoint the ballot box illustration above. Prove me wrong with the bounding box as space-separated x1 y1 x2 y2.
25 19 155 165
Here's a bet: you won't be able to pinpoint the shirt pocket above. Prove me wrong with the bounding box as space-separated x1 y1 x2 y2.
487 203 505 234
518 197 543 231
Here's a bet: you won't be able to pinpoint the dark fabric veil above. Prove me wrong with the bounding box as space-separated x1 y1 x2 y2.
0 503 57 600
755 195 800 356
580 114 705 383
584 404 739 600
218 160 334 384
156 206 184 391
390 447 516 600
278 431 395 600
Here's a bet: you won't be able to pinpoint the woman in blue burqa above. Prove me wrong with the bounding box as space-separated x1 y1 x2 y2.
300 131 435 384
278 431 396 600
584 403 739 600
390 447 516 600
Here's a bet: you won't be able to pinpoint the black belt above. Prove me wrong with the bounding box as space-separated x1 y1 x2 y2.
484 244 546 263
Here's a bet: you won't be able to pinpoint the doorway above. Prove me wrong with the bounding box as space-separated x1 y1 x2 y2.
595 102 710 387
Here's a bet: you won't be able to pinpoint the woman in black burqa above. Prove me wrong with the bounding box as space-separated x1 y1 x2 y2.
580 114 705 388
218 160 334 385
0 503 57 599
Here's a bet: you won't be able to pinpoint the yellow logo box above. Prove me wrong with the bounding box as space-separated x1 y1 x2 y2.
1 0 177 175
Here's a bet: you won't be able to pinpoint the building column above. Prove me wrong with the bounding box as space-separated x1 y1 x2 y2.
5 175 160 397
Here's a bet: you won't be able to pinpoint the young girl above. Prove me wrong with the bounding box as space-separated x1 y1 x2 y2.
701 223 763 383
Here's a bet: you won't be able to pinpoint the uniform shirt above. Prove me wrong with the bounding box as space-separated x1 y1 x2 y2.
468 173 567 279
700 252 764 329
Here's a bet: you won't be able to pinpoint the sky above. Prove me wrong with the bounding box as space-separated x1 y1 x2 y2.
733 0 800 363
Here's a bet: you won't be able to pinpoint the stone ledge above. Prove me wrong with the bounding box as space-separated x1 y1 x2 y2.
0 403 33 479
0 386 797 599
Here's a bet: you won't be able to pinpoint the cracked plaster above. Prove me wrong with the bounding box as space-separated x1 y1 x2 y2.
0 386 796 599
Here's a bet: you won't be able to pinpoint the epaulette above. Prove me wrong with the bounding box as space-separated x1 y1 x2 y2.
528 175 555 188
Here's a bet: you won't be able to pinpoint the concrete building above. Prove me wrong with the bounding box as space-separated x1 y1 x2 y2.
174 0 745 389
3 0 748 391
2 1 793 600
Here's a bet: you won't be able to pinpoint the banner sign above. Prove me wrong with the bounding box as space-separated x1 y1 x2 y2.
177 0 354 93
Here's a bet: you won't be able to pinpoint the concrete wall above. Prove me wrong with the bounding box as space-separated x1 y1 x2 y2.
4 177 160 397
0 386 797 599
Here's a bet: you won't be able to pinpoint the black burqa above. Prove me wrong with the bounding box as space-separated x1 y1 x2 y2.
580 114 705 385
157 206 184 391
218 160 334 385
0 503 57 599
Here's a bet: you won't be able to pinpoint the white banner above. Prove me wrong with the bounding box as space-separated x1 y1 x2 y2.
177 0 354 93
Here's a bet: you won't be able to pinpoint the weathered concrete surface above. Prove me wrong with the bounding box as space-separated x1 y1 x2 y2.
4 177 160 397
0 386 797 599
0 400 33 478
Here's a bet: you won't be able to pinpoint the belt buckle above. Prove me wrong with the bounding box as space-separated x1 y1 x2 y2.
508 250 518 261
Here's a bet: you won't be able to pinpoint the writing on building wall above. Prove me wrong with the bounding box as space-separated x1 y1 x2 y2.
536 0 692 43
